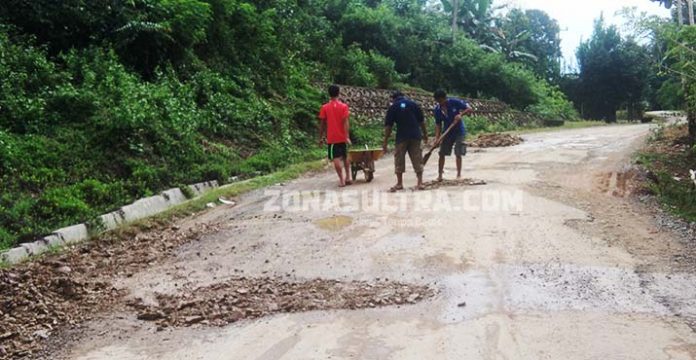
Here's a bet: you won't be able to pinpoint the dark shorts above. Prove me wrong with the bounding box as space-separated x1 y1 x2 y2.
439 135 466 157
327 143 347 160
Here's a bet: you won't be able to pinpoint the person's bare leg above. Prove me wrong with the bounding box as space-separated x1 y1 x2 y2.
389 172 405 192
456 155 462 178
438 155 445 182
416 172 424 189
343 157 352 185
333 158 345 187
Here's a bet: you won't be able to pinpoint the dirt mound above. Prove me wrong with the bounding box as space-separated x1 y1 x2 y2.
469 133 524 148
0 219 220 359
422 178 487 190
129 278 433 329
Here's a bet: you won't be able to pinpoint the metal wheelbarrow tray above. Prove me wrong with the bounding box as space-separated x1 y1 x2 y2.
347 148 384 183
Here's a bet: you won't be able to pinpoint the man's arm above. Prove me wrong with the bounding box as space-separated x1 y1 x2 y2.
383 106 395 152
344 115 351 145
383 126 392 153
318 106 326 145
415 103 428 143
318 118 326 145
454 100 473 122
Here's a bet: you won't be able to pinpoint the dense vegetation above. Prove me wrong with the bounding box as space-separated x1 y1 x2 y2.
563 2 695 129
0 0 609 249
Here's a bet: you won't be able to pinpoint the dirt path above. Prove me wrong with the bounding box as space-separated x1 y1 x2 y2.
55 124 696 359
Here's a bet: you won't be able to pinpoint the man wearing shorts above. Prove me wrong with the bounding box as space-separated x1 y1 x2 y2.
433 89 473 182
382 91 428 192
319 84 352 187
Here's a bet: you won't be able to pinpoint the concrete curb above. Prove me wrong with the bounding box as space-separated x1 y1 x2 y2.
1 181 221 265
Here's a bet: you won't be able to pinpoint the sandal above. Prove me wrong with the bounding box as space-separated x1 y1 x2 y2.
388 185 404 193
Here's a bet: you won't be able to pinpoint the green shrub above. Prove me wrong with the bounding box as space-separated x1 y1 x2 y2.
527 83 578 121
367 51 402 89
339 45 377 87
464 116 516 135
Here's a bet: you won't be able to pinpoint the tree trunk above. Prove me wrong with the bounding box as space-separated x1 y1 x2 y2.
688 0 695 25
452 0 459 35
678 0 684 25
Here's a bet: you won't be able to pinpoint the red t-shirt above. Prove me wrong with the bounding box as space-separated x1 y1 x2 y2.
319 99 350 144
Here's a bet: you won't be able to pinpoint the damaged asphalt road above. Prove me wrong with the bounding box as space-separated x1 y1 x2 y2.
3 124 696 359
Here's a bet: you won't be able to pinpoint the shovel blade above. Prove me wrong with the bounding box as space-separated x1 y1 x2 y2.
422 151 432 166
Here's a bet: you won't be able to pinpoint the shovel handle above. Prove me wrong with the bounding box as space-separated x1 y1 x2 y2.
429 119 460 151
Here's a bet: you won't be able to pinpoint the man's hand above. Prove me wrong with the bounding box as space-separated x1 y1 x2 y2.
454 114 463 123
346 138 352 146
382 143 388 154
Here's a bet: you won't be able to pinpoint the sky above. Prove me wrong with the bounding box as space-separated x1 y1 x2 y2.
500 0 671 69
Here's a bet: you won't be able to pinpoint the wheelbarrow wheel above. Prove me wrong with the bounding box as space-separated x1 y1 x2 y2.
365 160 375 183
351 164 358 182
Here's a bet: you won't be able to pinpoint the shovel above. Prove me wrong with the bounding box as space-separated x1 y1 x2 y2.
422 120 460 166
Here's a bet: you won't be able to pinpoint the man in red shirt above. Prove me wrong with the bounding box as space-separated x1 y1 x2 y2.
319 85 352 187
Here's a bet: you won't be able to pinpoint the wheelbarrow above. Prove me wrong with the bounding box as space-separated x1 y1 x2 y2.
348 146 384 183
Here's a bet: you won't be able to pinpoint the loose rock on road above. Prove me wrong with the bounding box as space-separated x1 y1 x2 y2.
6 124 696 359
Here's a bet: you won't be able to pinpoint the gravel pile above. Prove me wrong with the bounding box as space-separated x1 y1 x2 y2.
422 178 487 190
129 278 434 329
469 133 524 148
0 220 220 359
0 216 434 359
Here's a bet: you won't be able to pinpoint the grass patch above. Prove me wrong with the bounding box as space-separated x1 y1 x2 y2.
638 123 696 222
163 160 326 218
103 160 326 238
0 160 326 262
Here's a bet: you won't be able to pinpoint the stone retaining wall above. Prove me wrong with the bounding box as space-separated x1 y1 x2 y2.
335 85 543 126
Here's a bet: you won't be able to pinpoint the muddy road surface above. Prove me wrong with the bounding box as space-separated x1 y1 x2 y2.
56 124 696 359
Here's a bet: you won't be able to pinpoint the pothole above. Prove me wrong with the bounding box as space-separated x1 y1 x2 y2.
314 215 353 231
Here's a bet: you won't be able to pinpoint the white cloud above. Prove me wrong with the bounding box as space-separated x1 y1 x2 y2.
499 0 671 69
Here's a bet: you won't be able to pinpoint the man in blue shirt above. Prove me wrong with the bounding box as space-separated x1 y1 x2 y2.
433 89 473 182
382 91 428 191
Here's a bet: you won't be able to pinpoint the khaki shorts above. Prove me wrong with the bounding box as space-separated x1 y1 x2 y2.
394 139 424 174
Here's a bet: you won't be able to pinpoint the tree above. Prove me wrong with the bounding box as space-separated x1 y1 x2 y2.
649 0 696 139
495 8 562 82
576 16 651 121
441 0 497 43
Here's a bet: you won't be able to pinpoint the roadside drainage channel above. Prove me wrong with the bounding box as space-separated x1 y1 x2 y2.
1 180 222 265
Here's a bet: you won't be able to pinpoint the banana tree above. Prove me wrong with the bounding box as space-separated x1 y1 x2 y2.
480 28 539 63
440 0 499 42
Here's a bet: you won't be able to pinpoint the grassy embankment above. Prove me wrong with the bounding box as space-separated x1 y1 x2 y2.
638 122 696 222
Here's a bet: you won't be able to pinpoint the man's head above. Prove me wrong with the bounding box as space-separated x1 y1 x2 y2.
390 90 404 100
433 89 447 106
328 84 340 98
